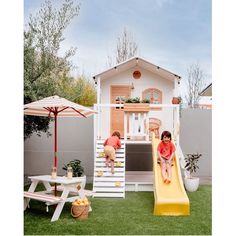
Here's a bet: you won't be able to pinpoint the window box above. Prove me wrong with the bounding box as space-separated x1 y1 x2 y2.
123 103 150 112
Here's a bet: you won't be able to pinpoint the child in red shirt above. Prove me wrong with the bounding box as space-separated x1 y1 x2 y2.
157 131 176 183
103 131 121 174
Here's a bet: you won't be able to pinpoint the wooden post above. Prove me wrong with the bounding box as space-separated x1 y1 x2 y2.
144 112 149 141
176 105 180 147
124 112 127 141
97 77 101 104
138 113 141 134
131 113 135 136
93 104 98 174
140 113 144 134
174 77 180 97
96 77 101 139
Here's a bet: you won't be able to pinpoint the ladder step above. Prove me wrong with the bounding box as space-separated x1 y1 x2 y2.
93 140 126 198
93 187 125 192
96 147 125 150
96 140 125 144
95 159 125 162
94 167 124 172
96 148 125 153
95 162 125 167
96 153 125 158
93 192 125 198
94 177 124 182
94 182 125 187
96 144 125 148
94 172 125 177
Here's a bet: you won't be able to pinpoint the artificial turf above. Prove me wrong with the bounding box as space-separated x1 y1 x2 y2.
24 184 211 235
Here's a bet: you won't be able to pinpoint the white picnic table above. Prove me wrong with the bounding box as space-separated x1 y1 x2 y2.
24 175 92 222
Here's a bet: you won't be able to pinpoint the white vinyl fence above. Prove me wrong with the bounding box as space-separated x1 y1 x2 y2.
24 109 212 182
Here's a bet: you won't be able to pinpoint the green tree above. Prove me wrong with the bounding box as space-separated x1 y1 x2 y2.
24 0 80 139
73 76 97 106
55 75 96 106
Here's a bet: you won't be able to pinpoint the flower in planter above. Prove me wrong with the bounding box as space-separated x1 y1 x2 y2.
125 98 134 103
125 97 150 103
125 97 141 103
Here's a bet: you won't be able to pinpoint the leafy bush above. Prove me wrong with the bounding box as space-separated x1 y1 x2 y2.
62 159 84 177
141 98 151 103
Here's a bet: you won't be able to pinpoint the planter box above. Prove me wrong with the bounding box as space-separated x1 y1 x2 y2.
124 103 150 112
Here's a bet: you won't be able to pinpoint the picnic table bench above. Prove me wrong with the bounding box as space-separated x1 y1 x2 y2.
24 175 92 221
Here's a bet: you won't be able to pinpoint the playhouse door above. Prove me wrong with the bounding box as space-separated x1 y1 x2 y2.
111 85 131 138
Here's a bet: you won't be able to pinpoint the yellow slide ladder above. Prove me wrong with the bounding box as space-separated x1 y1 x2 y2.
152 133 190 215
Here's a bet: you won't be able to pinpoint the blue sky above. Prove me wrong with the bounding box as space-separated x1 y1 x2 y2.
24 0 212 95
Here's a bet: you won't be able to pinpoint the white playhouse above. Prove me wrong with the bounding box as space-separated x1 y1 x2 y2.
92 57 181 198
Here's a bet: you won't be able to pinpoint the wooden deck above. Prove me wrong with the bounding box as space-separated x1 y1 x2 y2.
125 171 212 191
125 171 153 191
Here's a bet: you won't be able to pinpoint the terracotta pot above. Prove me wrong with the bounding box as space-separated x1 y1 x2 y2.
172 97 180 104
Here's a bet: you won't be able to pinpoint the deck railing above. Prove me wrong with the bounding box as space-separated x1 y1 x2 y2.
124 111 149 141
93 103 180 145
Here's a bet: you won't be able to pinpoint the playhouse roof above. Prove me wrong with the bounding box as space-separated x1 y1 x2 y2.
93 56 181 83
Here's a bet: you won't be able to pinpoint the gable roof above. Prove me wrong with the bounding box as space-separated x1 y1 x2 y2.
93 57 181 83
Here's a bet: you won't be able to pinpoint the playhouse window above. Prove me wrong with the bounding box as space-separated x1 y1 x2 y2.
142 88 162 110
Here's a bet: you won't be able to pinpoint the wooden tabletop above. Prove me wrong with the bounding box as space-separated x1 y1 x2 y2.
28 175 85 185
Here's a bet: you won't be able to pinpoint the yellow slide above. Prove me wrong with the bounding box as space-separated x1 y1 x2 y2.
152 134 190 215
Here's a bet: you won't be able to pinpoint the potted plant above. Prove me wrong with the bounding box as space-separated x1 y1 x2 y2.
184 153 202 192
172 96 182 104
124 97 150 112
62 159 86 188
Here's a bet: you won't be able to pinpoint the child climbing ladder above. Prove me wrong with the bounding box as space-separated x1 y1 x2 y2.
103 131 121 174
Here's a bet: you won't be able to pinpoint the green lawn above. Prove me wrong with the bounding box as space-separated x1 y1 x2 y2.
24 185 211 235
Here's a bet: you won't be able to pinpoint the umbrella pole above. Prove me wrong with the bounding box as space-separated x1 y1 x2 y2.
54 113 58 196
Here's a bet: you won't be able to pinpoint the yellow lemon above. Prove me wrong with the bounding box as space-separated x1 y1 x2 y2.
99 152 105 157
115 181 121 187
115 161 121 167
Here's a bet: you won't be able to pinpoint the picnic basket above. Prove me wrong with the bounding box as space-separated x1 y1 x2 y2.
71 198 90 220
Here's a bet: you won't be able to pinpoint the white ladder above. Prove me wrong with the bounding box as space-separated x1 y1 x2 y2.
93 140 126 198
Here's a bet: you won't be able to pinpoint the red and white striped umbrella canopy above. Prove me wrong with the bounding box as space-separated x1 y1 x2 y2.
24 95 97 196
24 95 96 117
